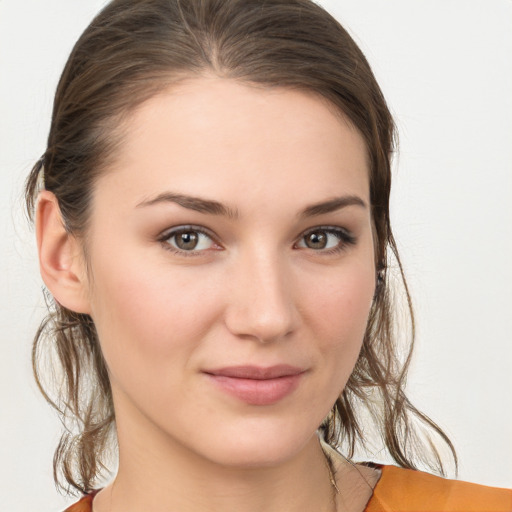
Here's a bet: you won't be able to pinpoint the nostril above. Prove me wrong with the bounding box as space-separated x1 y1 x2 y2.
224 290 297 343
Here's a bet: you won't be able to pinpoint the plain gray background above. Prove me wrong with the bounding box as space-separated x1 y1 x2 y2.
1 1 511 510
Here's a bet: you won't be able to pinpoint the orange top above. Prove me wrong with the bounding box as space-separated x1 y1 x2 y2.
64 466 512 512
365 465 512 512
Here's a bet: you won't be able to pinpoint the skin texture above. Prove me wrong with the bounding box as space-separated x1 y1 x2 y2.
37 77 379 511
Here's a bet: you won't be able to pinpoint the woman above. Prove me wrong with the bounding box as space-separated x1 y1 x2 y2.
24 0 511 511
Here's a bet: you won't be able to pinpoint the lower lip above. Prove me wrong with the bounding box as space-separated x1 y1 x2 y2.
206 373 303 406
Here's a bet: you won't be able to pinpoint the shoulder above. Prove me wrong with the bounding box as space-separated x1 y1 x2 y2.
62 491 97 512
366 465 512 512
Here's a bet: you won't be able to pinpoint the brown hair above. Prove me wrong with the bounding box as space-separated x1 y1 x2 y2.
25 0 457 494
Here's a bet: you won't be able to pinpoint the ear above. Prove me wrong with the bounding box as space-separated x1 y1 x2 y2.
36 190 91 314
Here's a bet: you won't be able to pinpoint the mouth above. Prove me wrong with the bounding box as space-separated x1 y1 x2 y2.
203 365 306 406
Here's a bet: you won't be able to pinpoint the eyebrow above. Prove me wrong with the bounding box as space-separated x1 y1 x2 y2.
299 195 367 218
136 192 366 219
136 192 239 219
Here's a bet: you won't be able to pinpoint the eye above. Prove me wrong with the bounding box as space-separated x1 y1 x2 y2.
296 227 356 253
159 226 218 254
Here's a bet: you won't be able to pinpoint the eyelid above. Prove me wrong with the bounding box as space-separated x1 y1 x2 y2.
158 224 222 255
156 224 356 257
295 225 357 252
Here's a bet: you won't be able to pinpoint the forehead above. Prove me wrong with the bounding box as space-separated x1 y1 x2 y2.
96 77 370 213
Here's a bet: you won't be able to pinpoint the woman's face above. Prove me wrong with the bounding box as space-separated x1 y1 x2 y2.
82 77 376 468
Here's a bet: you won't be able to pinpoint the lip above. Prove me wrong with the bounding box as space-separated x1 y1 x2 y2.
203 365 306 406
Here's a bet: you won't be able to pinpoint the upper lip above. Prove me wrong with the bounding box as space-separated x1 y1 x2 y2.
204 365 305 380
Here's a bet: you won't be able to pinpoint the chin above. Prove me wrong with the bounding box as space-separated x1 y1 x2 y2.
188 416 321 469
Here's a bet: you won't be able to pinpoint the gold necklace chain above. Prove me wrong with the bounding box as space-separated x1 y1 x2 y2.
324 449 340 512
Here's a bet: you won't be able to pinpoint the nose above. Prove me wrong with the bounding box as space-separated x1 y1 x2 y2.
224 248 298 343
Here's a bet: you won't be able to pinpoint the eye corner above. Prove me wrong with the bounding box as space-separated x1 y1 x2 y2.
295 225 357 254
158 224 223 256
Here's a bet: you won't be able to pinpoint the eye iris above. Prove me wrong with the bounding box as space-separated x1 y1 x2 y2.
175 231 198 250
306 231 327 249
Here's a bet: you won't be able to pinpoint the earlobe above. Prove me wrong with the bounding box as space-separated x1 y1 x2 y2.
36 190 91 314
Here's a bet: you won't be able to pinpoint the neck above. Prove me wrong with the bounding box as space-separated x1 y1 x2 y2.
110 438 334 512
96 412 335 512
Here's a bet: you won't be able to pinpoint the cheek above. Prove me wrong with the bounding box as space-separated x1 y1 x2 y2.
307 264 374 338
87 254 223 380
301 260 375 385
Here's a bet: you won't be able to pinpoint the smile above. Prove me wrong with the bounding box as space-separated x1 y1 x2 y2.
203 365 306 406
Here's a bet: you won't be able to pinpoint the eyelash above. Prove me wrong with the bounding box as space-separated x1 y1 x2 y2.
298 226 357 255
158 225 357 257
158 225 219 257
